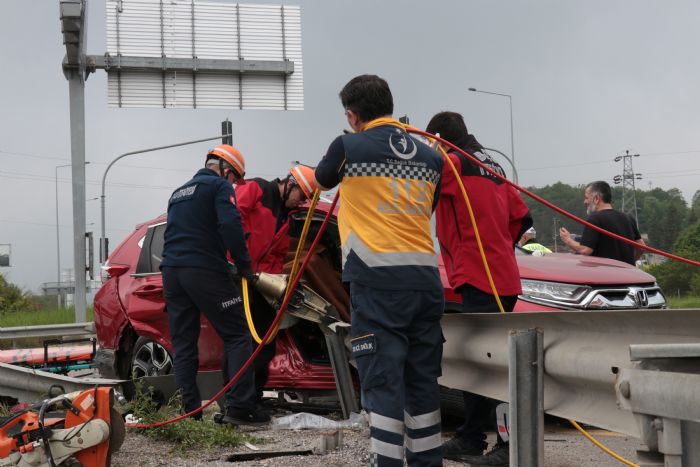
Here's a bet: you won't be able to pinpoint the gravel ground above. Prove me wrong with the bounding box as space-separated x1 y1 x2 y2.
111 414 642 466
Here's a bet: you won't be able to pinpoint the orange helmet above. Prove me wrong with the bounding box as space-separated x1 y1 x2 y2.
207 144 245 178
289 164 317 199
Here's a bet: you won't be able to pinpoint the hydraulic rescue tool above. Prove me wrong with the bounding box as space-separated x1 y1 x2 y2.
247 272 358 418
0 387 124 467
253 272 346 327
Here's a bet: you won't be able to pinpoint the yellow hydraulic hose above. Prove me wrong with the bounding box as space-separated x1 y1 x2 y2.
570 420 639 467
436 144 505 313
241 276 266 343
243 188 322 344
286 188 322 299
362 118 505 313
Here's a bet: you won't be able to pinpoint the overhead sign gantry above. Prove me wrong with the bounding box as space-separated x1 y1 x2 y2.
59 0 302 322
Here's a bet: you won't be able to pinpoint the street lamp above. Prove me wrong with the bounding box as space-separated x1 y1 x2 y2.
100 133 228 263
55 161 89 308
468 87 515 169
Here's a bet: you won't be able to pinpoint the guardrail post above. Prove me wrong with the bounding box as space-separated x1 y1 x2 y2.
509 328 544 467
322 325 359 418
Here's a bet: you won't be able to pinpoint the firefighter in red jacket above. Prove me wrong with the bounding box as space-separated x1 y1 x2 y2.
427 111 532 467
233 163 317 393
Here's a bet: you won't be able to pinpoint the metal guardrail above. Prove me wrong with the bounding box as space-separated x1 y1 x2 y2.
0 362 122 402
439 308 700 438
0 322 95 341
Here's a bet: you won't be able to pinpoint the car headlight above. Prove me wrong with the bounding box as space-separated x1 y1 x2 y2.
520 279 591 305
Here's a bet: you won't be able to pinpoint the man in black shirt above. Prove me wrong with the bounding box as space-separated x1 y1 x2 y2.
559 180 644 265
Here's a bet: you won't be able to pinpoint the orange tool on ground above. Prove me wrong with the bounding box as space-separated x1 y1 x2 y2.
0 386 124 466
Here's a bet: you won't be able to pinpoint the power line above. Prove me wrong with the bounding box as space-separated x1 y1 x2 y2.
0 218 133 233
504 149 700 173
638 150 700 157
0 168 281 189
648 172 700 180
519 159 611 172
640 168 700 177
0 170 175 191
0 149 69 162
0 148 281 177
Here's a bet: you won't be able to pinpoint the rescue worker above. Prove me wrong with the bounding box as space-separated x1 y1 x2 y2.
315 74 445 467
426 111 531 467
160 144 269 426
518 227 552 254
233 163 317 395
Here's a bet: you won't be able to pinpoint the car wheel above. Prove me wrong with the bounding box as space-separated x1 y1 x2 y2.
131 337 173 379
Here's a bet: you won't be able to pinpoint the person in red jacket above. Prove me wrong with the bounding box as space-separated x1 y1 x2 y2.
233 163 317 394
427 111 532 467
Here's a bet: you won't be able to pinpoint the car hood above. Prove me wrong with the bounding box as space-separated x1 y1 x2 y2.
517 253 656 285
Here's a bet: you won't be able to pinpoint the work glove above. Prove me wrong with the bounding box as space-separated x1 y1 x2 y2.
228 264 257 284
239 266 257 285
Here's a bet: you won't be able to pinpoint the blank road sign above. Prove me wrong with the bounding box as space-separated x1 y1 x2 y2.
105 0 303 110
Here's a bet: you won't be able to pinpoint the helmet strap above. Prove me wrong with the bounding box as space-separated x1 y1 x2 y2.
219 158 230 180
282 175 295 206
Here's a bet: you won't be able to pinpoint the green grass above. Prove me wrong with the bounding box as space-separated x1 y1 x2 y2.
667 296 700 309
127 380 255 454
0 307 94 327
0 307 94 349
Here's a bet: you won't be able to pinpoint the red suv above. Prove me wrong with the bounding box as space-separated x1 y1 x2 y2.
93 202 666 400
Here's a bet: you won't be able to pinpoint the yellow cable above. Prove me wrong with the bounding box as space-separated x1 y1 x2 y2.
243 189 322 344
436 145 506 313
569 420 639 467
361 118 505 313
339 118 636 465
242 276 265 344
286 188 322 299
244 188 323 344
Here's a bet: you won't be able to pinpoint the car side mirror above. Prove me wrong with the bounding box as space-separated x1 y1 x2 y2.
101 263 130 281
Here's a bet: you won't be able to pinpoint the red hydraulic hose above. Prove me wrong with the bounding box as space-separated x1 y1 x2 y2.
407 128 700 269
128 192 340 429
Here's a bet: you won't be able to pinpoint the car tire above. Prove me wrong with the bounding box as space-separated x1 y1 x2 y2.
131 337 174 379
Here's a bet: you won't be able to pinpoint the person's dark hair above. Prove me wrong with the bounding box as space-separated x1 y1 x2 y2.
425 111 470 149
586 180 612 203
339 75 393 122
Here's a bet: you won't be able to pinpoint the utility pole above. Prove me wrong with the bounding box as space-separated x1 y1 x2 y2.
613 150 642 227
60 0 88 322
552 218 559 253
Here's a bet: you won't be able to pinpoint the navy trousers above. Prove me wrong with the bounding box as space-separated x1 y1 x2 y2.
455 284 517 446
162 266 256 413
350 282 445 467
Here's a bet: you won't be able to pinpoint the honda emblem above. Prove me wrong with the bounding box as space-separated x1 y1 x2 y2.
629 287 649 307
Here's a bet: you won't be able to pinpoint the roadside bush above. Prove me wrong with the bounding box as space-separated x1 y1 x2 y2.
0 273 37 315
649 219 700 296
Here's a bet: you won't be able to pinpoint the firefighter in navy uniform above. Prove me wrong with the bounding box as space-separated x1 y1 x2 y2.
232 164 318 395
315 75 445 467
160 144 270 426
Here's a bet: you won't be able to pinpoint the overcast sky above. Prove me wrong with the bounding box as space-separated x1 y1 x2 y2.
1 0 699 292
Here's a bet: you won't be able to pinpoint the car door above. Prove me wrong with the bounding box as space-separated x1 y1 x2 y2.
124 221 224 370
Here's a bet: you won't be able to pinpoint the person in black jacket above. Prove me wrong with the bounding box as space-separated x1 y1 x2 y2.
559 180 645 265
160 144 269 426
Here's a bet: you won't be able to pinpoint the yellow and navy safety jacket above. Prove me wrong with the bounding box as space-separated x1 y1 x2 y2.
315 120 443 290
